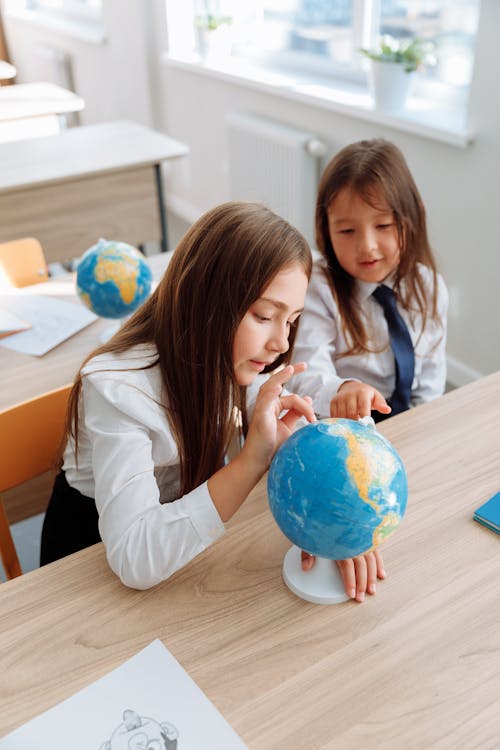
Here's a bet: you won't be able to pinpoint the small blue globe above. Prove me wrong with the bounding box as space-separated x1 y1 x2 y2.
267 418 408 560
76 238 153 319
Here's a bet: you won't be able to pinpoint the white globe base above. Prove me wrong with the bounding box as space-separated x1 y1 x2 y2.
282 545 350 605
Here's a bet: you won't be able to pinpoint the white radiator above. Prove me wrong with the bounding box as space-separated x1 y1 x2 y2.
226 112 326 247
33 44 80 127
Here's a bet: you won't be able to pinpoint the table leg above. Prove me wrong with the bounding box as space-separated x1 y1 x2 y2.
154 163 169 253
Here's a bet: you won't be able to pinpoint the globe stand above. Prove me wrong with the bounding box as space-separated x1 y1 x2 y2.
282 546 350 605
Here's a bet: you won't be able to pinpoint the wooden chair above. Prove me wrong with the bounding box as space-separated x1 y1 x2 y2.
0 237 49 287
0 384 71 580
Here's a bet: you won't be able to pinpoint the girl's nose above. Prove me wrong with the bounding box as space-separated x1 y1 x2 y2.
269 325 290 354
358 228 377 255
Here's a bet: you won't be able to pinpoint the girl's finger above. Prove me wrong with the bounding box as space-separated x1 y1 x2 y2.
365 551 378 594
301 550 315 571
353 555 367 601
268 362 306 390
337 558 356 599
279 394 316 425
333 398 348 419
357 392 373 418
374 548 386 579
346 395 359 420
372 389 391 414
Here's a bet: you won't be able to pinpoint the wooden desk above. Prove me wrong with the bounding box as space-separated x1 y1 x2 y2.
0 253 170 411
1 372 499 748
0 120 188 261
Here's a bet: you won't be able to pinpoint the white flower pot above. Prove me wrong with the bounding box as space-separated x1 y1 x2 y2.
196 25 233 62
369 60 415 114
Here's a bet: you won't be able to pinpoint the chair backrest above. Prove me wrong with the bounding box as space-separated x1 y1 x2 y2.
0 384 71 580
0 237 49 287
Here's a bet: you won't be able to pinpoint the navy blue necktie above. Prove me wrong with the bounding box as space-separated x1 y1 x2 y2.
372 284 414 416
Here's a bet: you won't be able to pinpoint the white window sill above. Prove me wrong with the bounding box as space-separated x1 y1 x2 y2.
4 6 106 45
163 53 474 149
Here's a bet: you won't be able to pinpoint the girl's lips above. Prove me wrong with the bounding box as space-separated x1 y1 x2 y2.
250 360 266 371
360 259 380 266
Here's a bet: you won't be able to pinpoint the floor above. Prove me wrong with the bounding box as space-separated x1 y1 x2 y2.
0 513 44 582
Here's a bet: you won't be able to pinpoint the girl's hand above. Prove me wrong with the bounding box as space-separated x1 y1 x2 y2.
330 381 391 420
242 363 316 475
301 549 386 602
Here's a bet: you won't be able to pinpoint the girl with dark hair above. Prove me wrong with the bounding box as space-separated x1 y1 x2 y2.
292 138 448 423
40 201 315 589
291 140 448 594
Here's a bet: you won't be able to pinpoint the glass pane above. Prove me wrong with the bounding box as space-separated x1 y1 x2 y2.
236 0 356 68
379 0 481 87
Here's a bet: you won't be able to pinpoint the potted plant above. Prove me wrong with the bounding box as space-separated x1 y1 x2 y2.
195 12 233 61
360 36 433 114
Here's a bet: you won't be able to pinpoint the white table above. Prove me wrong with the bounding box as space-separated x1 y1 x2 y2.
0 120 189 261
0 60 16 80
0 81 83 122
0 81 85 142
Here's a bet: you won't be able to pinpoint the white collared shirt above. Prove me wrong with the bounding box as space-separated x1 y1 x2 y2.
289 255 448 418
63 344 226 590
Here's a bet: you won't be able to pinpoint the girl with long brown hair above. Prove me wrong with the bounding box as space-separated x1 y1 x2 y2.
292 138 448 423
40 201 315 589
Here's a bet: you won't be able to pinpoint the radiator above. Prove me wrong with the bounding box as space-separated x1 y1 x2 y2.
226 112 326 247
33 44 80 127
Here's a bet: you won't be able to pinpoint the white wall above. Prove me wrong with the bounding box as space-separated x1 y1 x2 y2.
2 0 155 125
3 0 499 384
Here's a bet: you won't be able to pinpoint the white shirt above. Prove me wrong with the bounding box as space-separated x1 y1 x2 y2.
290 255 448 418
63 344 226 590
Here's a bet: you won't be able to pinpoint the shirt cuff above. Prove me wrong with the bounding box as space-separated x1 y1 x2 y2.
182 481 226 546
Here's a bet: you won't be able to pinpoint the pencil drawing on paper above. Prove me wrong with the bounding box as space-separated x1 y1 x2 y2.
99 708 179 749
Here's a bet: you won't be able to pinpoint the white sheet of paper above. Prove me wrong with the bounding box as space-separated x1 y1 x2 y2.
0 639 248 749
0 307 31 337
0 295 97 355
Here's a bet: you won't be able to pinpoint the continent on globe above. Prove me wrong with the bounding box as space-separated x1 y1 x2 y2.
76 238 153 319
267 418 408 561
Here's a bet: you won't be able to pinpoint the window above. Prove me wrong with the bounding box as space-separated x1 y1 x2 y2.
170 1 481 97
231 1 479 88
23 0 102 23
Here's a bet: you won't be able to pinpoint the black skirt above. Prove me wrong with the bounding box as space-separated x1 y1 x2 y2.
40 470 101 566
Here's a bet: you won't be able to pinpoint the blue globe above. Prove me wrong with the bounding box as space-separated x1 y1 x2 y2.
76 238 153 319
267 418 408 560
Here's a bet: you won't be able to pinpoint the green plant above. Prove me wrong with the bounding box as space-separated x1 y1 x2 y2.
360 36 433 73
195 13 232 31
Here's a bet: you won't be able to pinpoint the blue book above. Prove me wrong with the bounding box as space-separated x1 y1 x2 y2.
473 491 500 534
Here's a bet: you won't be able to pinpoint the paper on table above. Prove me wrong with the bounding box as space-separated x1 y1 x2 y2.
0 295 97 355
0 639 248 749
0 307 31 339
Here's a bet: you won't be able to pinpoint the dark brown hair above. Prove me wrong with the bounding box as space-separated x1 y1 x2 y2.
315 138 440 355
66 201 312 495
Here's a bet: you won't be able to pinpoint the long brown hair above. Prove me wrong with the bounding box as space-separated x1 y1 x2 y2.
315 138 440 356
66 201 312 495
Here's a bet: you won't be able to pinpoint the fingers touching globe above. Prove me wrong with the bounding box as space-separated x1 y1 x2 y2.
301 549 386 603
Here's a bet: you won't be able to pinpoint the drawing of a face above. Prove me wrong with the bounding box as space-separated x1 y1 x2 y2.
100 709 178 750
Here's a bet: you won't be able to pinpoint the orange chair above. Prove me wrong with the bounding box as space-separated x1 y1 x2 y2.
0 384 71 580
0 237 49 287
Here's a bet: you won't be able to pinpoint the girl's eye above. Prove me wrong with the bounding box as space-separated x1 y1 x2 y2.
255 314 271 322
339 228 354 235
377 223 393 229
